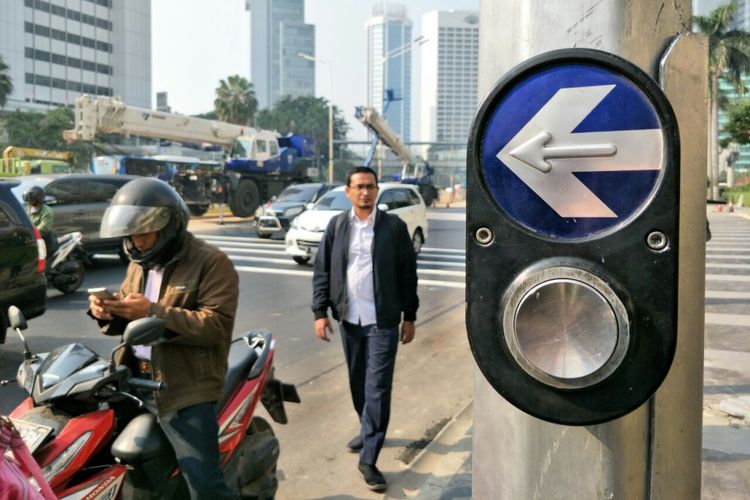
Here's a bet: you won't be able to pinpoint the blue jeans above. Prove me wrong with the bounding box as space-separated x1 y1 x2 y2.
339 321 399 465
159 402 235 499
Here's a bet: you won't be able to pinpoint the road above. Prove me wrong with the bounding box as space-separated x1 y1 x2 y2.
0 207 472 499
4 207 746 498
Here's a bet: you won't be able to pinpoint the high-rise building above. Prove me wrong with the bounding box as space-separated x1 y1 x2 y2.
419 10 478 145
0 0 151 111
366 3 412 142
247 0 315 110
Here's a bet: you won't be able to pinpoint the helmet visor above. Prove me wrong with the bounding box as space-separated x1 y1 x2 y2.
100 205 171 238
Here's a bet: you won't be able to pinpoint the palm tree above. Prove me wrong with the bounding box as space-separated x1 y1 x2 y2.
694 3 750 200
0 55 14 108
213 75 258 126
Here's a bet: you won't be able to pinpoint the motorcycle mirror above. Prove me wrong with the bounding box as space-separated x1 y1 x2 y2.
7 306 33 361
123 317 166 346
8 306 27 331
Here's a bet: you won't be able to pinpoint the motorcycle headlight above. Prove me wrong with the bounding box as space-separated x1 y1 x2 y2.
32 432 91 486
284 206 303 217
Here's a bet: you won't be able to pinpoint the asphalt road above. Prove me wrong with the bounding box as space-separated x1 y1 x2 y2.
0 207 472 498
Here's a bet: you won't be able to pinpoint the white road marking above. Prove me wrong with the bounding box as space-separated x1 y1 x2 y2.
705 313 750 327
705 290 750 299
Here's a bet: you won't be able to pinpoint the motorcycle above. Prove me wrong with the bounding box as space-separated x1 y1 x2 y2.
1 305 300 499
46 231 88 294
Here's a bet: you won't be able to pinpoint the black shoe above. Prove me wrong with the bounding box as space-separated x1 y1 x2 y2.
358 463 386 492
347 434 363 453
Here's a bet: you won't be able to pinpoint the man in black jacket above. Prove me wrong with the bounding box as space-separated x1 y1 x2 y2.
312 166 419 493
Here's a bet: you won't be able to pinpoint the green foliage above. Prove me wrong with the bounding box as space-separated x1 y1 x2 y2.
725 99 750 144
0 55 12 108
694 3 750 96
1 107 92 170
213 75 258 125
256 95 350 165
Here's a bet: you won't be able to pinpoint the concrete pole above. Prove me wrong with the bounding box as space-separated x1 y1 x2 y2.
473 1 707 499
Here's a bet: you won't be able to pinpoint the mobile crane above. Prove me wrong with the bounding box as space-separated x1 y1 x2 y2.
354 104 437 206
64 95 317 217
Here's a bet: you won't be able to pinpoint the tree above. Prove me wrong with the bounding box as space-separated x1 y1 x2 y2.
694 3 750 199
257 95 350 175
725 99 750 145
213 75 258 125
1 107 92 170
0 55 12 108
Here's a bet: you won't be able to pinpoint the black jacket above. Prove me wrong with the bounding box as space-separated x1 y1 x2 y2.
312 210 418 328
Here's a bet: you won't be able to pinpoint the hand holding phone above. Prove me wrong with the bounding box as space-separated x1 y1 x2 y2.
87 287 116 301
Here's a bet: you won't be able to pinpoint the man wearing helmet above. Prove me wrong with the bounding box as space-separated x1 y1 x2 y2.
24 185 58 254
88 178 239 499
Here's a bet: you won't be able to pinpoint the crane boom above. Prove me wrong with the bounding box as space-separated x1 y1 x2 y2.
355 106 418 167
63 95 251 148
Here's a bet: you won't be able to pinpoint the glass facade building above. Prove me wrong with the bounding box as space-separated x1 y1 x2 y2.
247 0 315 109
0 0 151 111
366 3 412 142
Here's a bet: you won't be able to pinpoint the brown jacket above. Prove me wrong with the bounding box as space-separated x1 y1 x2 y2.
96 232 239 415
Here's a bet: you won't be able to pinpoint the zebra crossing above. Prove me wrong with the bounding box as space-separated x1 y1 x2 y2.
706 212 750 328
195 233 467 289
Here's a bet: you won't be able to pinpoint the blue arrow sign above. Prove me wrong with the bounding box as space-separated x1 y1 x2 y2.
481 63 666 239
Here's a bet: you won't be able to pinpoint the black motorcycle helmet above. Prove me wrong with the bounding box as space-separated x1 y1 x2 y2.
23 185 45 205
100 178 190 268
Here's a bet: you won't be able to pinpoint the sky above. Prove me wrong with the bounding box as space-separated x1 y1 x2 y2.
151 0 478 141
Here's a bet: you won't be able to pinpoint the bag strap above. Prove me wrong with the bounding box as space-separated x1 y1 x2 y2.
1 417 57 500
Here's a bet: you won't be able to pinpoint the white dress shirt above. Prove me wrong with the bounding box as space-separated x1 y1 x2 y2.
132 267 164 360
344 208 377 326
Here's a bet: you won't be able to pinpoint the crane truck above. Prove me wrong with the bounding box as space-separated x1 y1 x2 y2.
354 105 437 206
63 94 317 217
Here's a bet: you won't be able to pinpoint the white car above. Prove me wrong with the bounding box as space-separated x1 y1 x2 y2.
285 183 429 265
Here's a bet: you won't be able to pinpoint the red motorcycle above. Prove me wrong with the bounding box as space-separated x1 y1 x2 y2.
1 305 300 499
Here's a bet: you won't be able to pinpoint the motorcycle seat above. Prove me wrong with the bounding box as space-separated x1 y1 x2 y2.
219 334 261 410
111 412 171 463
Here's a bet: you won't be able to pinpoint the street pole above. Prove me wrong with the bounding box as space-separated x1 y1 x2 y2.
328 102 333 183
472 1 706 499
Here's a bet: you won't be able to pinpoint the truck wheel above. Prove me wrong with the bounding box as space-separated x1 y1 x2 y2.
230 180 260 217
420 187 436 207
189 204 209 216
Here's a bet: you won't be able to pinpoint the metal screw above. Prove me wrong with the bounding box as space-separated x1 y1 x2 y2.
646 231 668 251
475 227 494 246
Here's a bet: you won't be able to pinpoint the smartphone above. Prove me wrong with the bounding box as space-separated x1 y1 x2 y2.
87 287 116 301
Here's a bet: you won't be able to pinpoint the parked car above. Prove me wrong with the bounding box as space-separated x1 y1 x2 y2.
0 180 46 343
285 183 429 265
255 182 342 239
9 174 139 259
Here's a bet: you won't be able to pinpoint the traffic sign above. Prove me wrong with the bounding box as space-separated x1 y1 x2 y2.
480 54 673 240
466 49 680 425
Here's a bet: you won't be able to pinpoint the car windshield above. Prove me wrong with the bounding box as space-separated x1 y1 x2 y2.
312 190 352 211
277 185 319 202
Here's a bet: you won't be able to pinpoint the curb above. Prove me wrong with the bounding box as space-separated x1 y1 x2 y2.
384 399 473 499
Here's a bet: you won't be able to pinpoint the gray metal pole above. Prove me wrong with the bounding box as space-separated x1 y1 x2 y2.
473 1 707 499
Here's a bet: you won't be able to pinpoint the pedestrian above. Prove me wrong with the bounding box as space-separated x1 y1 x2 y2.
23 185 58 254
87 178 239 499
312 166 419 492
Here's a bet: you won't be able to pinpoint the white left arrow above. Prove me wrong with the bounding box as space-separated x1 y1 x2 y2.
496 84 663 218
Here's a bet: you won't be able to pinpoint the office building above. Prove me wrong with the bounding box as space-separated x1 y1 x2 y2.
419 10 478 145
247 0 315 109
0 0 151 112
366 3 412 142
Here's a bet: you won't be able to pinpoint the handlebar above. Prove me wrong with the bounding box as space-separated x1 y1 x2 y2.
126 378 166 392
